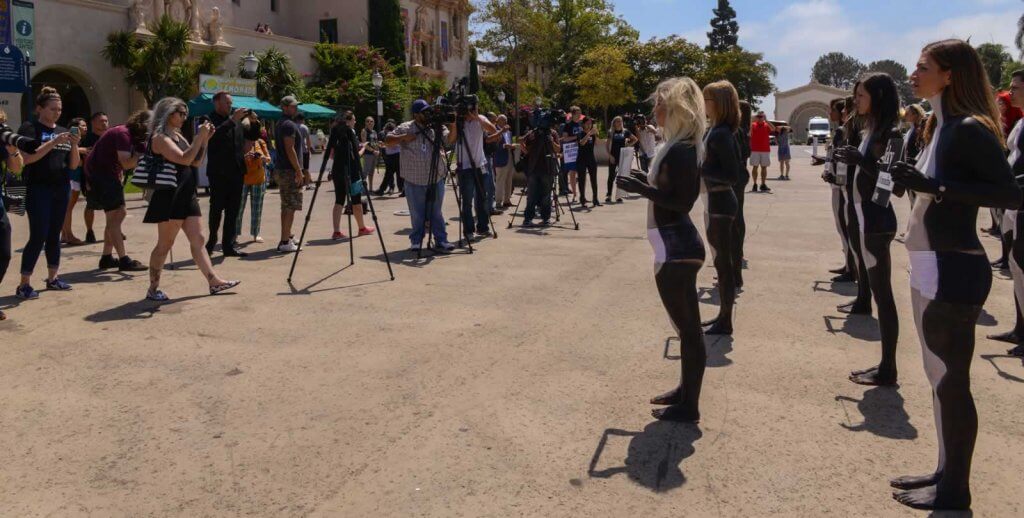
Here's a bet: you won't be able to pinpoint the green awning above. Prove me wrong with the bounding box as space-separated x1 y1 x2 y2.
298 103 336 119
187 94 282 119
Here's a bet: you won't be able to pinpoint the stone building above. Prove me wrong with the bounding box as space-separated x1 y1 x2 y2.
2 0 470 125
773 80 849 142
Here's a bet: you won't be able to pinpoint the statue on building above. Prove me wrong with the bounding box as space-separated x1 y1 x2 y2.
187 0 202 41
207 6 225 44
129 0 147 31
167 0 188 23
414 6 427 35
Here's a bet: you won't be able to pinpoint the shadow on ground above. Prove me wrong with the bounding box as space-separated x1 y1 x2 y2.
980 354 1024 384
823 314 881 341
835 387 917 440
587 422 703 492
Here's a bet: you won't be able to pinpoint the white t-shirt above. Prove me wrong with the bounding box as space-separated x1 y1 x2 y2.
638 127 657 157
457 115 488 169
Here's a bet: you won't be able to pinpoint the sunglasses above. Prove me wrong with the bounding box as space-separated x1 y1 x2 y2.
175 110 189 117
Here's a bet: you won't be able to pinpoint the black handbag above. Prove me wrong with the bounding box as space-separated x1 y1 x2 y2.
130 136 178 190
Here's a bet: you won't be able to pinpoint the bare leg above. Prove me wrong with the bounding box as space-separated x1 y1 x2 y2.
850 232 899 385
181 216 229 287
333 204 344 234
148 220 183 292
281 209 295 244
703 214 735 335
84 208 95 235
103 207 127 257
61 191 81 242
650 260 705 422
353 203 368 230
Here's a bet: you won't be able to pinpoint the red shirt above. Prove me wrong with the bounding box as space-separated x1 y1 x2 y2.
750 121 771 152
85 125 138 181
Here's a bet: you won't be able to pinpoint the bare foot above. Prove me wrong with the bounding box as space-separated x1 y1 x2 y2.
650 386 682 406
849 367 897 386
890 471 941 490
651 404 700 423
892 485 970 511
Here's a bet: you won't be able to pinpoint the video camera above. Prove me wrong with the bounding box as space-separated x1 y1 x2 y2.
421 77 479 126
532 107 567 132
623 113 647 133
0 123 41 153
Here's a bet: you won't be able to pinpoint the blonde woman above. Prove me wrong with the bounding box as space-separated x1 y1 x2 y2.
604 116 637 203
142 97 239 301
616 77 708 423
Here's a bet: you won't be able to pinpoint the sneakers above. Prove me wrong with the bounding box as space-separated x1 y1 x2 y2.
98 254 119 269
85 229 97 244
146 289 169 302
437 241 456 252
358 227 376 236
409 242 422 252
332 231 347 240
15 284 39 300
253 235 264 243
277 240 299 253
540 220 551 227
522 220 535 228
118 256 148 272
751 185 758 193
759 184 771 192
45 278 72 291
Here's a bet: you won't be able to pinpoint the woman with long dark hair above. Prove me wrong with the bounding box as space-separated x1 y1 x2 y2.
835 73 902 386
700 80 742 335
887 39 1021 511
837 93 874 310
15 87 80 300
616 77 708 422
143 97 239 301
819 98 856 282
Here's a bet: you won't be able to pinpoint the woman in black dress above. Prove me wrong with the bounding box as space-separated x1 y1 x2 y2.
617 77 708 423
143 97 239 301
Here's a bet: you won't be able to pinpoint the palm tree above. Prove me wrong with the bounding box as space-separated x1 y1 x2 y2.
238 47 300 104
102 15 191 105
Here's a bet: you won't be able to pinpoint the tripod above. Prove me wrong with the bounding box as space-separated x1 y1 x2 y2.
506 131 580 230
413 120 476 258
288 126 395 283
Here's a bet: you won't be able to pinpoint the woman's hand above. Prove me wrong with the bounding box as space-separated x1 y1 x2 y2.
609 156 617 166
197 122 214 141
616 174 646 194
890 161 938 194
834 145 862 166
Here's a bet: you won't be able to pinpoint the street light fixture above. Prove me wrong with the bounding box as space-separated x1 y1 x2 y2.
242 51 259 78
497 89 506 119
372 68 384 118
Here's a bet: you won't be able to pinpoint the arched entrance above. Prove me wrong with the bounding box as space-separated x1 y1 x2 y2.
21 67 96 126
789 101 829 144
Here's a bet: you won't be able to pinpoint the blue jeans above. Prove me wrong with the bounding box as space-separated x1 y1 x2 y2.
457 167 489 236
405 180 448 246
21 182 69 276
524 173 553 223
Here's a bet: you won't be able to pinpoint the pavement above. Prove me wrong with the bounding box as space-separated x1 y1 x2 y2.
2 146 1022 517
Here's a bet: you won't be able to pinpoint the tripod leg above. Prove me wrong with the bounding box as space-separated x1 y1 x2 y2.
471 167 498 239
449 170 473 253
361 180 395 280
287 167 328 282
348 210 354 266
563 190 581 230
507 186 527 228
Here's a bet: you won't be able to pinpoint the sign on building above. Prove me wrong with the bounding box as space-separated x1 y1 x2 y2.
0 44 26 93
199 74 257 97
12 0 32 58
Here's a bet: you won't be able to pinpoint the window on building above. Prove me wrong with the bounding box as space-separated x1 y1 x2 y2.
319 19 338 44
270 0 277 12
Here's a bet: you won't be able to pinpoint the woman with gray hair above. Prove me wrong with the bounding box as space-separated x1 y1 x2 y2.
142 97 239 301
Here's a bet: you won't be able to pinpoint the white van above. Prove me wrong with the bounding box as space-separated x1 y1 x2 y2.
806 117 831 145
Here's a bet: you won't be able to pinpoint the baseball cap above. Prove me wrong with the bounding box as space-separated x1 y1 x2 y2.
280 95 299 107
412 99 430 114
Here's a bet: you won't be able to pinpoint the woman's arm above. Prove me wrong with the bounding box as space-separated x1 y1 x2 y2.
5 145 23 173
22 133 70 165
618 144 698 212
68 134 81 170
153 132 207 166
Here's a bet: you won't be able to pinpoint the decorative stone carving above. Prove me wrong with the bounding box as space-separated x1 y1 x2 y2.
167 0 187 23
151 0 165 20
188 0 202 41
129 0 147 31
207 7 225 45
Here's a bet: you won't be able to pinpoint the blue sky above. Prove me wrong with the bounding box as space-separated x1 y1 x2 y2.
614 0 1023 115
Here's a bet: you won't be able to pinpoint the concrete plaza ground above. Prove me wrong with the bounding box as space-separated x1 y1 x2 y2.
2 147 1023 516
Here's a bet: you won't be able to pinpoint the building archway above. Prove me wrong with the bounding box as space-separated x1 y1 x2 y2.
21 66 98 126
789 101 829 144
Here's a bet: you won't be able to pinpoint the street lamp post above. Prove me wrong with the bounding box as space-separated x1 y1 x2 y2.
242 51 259 79
497 89 506 118
372 69 384 119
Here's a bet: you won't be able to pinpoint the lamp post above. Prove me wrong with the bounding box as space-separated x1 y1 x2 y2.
372 68 384 119
497 89 506 119
242 51 259 79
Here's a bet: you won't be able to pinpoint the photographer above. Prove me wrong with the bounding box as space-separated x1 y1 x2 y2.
385 99 456 252
635 115 657 173
0 108 26 320
519 120 560 227
84 109 150 272
205 91 250 258
447 100 498 242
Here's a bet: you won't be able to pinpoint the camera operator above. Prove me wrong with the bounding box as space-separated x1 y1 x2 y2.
0 108 25 320
446 100 498 242
518 120 560 227
385 99 456 252
205 91 250 258
635 115 657 173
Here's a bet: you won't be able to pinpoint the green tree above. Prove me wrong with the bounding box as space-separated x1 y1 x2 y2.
976 42 1013 89
102 15 220 105
865 59 914 104
706 0 739 52
625 36 706 111
703 48 776 103
368 0 406 71
576 45 634 125
811 52 864 90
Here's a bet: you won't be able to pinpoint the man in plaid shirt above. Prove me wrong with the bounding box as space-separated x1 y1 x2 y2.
385 99 456 252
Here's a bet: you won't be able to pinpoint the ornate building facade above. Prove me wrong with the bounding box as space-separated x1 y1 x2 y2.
3 0 470 125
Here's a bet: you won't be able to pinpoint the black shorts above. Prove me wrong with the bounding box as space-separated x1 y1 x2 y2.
85 176 126 212
303 152 310 171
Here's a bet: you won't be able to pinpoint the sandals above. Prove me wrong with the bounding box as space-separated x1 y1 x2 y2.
146 289 169 302
209 280 240 295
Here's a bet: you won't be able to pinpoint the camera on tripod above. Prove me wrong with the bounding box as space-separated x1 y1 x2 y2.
532 107 566 132
422 77 479 126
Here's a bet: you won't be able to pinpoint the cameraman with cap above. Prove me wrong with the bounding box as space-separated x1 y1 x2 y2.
446 98 498 242
385 99 456 252
519 114 560 227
